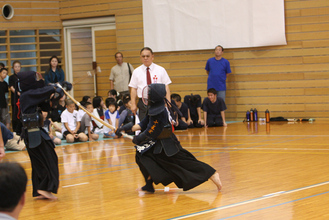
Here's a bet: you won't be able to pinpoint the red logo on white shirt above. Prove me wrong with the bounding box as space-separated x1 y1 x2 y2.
153 75 158 83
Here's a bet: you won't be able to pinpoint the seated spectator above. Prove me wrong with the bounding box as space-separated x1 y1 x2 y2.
104 98 120 138
0 123 4 160
77 101 86 123
202 88 227 127
0 68 10 130
42 111 61 145
79 102 99 141
92 96 107 134
118 93 130 114
61 99 88 143
0 63 9 88
48 94 66 139
49 95 66 120
0 162 27 220
171 93 188 130
77 96 91 120
108 89 123 108
49 119 62 140
184 94 204 128
118 95 135 135
1 122 25 151
82 95 91 103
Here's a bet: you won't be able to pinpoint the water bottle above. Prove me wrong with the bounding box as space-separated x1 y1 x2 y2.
250 109 254 122
246 110 250 122
265 109 270 123
253 108 258 121
266 123 270 134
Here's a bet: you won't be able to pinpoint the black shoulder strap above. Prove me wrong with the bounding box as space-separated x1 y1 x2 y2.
127 63 132 81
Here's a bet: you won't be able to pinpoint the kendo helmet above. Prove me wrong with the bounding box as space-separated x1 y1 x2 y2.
17 71 45 92
142 83 166 116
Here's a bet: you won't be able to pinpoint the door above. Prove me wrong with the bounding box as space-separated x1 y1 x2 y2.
63 17 116 101
66 28 94 101
92 26 117 98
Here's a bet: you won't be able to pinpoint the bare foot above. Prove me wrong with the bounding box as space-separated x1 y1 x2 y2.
210 172 222 191
37 190 58 200
35 195 47 200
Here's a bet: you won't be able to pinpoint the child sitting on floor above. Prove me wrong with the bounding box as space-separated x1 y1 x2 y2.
79 102 99 141
61 99 88 143
0 68 10 129
42 111 61 145
118 95 135 135
108 89 123 109
92 96 107 134
103 98 120 138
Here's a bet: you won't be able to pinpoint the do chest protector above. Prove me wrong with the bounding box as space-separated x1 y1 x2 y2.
135 123 176 155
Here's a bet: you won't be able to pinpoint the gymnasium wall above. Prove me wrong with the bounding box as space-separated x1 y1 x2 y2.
0 1 61 29
1 0 328 121
59 0 144 99
0 0 63 73
59 0 329 120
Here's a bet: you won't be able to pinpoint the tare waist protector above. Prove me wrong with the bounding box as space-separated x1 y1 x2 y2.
21 111 43 148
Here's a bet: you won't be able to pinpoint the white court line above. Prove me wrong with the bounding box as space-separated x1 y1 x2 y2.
17 144 134 163
13 135 328 163
227 147 329 151
184 147 329 153
181 134 329 137
62 182 89 188
185 147 329 151
170 181 329 220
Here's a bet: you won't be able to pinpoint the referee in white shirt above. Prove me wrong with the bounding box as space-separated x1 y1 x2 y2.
129 47 171 121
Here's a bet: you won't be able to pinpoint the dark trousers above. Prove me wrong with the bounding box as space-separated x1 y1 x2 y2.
207 115 223 127
175 119 188 130
26 135 59 197
188 115 204 128
12 119 22 135
119 90 130 97
137 99 148 121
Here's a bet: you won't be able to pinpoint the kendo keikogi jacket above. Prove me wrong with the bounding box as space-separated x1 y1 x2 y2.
133 110 181 157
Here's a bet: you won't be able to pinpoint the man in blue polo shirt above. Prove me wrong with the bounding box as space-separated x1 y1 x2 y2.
205 45 232 102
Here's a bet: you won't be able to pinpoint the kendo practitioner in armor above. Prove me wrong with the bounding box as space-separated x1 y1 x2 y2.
116 83 222 193
17 71 71 200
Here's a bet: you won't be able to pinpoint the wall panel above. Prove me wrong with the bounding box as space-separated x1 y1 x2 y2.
95 29 117 98
12 0 326 121
0 1 61 29
70 30 94 101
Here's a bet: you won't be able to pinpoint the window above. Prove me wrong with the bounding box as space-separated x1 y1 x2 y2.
0 29 63 74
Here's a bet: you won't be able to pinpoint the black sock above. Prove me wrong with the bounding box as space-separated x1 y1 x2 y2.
141 178 155 193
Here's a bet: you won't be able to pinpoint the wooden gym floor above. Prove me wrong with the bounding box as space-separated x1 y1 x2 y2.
4 121 329 219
